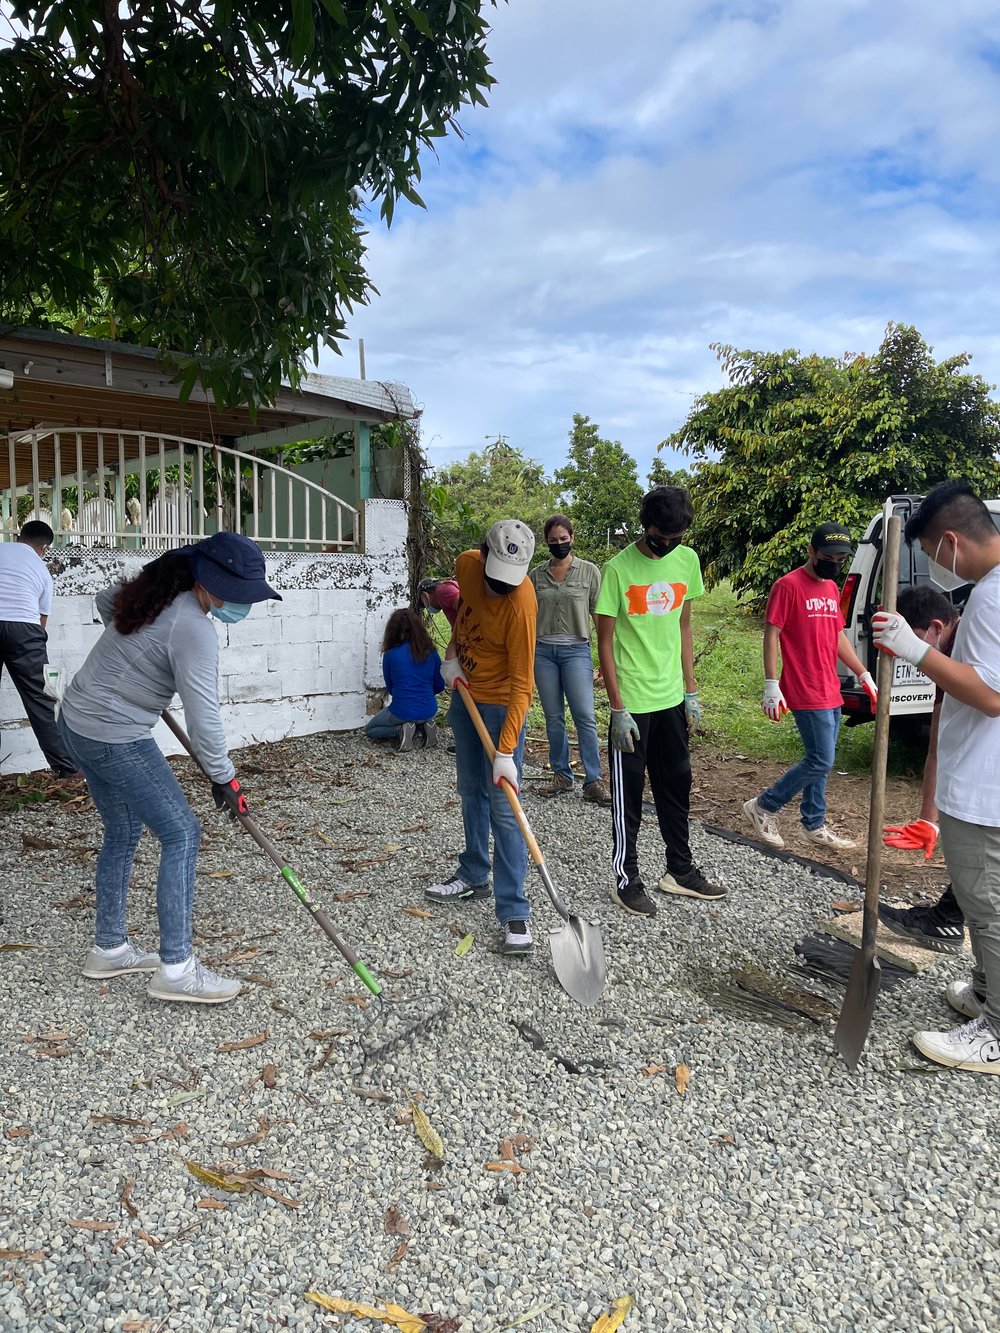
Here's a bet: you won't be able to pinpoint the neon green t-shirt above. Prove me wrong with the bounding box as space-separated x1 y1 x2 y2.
594 542 704 713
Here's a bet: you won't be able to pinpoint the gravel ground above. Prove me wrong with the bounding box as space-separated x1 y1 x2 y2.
1 730 997 1333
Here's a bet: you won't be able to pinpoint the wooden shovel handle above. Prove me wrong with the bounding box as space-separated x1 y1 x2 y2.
455 680 545 868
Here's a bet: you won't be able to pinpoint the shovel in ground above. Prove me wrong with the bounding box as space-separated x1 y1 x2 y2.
456 682 607 1006
833 513 901 1071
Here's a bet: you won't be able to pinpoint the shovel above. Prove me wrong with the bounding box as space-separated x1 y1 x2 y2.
832 512 901 1071
159 711 384 1016
455 681 607 1006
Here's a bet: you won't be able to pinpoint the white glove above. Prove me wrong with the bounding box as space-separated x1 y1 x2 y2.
492 751 518 791
871 612 930 667
684 691 703 729
858 670 878 706
441 656 468 688
762 679 787 722
42 665 69 719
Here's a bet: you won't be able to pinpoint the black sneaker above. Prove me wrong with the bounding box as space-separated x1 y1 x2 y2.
395 722 416 752
611 880 657 918
879 896 965 954
657 868 726 901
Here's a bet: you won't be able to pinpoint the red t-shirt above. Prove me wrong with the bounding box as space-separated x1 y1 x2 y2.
765 566 845 710
435 578 461 628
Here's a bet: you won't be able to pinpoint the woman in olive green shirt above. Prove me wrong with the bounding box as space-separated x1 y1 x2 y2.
528 515 611 805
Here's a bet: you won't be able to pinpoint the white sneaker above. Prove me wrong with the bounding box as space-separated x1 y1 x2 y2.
502 920 534 955
82 939 160 979
742 798 784 849
424 876 490 903
800 825 857 850
912 1015 1000 1073
146 957 241 1005
946 979 986 1020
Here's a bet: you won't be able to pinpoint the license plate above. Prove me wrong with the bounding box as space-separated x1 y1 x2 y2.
892 658 930 687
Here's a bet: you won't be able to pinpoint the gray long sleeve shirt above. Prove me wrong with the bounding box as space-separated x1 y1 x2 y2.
61 588 235 783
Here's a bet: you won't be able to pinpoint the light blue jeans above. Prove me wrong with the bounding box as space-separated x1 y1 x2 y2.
448 695 529 923
366 707 407 739
58 717 202 963
758 707 841 830
534 640 603 787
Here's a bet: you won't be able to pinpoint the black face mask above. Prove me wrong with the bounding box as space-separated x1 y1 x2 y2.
645 533 681 558
547 541 572 560
814 557 841 581
485 573 516 596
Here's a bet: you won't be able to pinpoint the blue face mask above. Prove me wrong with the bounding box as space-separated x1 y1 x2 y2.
210 601 252 624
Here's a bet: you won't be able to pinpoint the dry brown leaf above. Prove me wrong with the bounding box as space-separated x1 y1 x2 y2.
384 1205 412 1237
122 1321 157 1332
307 1029 347 1041
269 999 295 1017
500 1138 517 1162
204 870 234 878
239 973 277 988
641 1063 667 1076
674 1063 691 1097
223 1116 271 1150
90 1114 149 1127
484 1160 527 1174
137 1229 161 1247
112 1235 129 1254
401 907 433 919
0 943 40 952
381 968 414 980
216 1029 269 1054
195 1198 227 1210
120 1180 139 1219
393 1106 413 1125
0 1249 47 1261
341 994 369 1009
330 889 372 902
3 1126 31 1140
713 1135 736 1147
261 1063 278 1088
33 1044 72 1059
387 1238 409 1267
24 1030 70 1044
22 833 59 850
309 1042 338 1074
249 1184 300 1209
311 828 335 845
68 1218 115 1231
511 1132 535 1153
831 898 861 913
160 1122 189 1141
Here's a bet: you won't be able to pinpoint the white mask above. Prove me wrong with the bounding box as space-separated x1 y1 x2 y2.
928 535 969 593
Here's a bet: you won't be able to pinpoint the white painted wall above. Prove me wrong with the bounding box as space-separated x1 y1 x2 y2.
0 500 407 775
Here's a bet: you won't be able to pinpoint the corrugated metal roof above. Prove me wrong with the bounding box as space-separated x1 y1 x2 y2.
299 371 417 418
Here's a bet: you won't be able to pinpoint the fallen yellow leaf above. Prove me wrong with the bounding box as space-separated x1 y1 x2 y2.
590 1294 634 1332
674 1064 691 1096
410 1102 444 1160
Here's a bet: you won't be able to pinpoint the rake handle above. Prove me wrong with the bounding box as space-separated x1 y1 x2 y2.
159 710 380 995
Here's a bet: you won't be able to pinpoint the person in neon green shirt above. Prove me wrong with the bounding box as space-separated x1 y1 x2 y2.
595 486 725 917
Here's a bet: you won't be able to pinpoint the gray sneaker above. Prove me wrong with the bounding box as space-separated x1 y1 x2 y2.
424 875 491 903
416 721 439 750
396 722 416 753
146 957 241 1005
82 939 161 979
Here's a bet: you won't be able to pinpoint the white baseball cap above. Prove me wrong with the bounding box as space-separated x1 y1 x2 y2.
484 519 535 586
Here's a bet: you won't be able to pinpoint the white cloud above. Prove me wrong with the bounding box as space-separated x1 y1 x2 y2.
325 0 1000 479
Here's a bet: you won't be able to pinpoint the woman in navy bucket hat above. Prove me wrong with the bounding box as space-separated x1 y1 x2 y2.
58 533 280 1006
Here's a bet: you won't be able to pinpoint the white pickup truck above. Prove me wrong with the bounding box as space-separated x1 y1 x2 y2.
838 494 1000 725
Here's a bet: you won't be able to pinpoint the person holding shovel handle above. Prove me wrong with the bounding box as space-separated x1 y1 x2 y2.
873 480 1000 1074
57 533 281 1005
424 519 538 956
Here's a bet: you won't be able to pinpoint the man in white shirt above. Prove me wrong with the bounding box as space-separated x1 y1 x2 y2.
873 481 1000 1074
0 521 79 776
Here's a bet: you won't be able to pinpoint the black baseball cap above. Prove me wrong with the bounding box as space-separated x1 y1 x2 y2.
181 532 282 603
810 522 853 555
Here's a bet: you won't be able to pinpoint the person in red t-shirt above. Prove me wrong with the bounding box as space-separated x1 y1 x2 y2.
742 522 877 851
416 577 461 629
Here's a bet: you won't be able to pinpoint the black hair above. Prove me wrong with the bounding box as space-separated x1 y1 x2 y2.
543 513 574 540
112 551 196 635
20 520 54 546
415 578 440 604
896 585 960 630
639 486 694 533
381 607 434 664
905 480 997 546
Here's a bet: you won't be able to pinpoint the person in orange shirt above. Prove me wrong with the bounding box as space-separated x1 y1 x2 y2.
425 520 538 956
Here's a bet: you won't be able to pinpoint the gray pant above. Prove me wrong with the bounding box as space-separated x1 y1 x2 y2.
939 811 1000 1033
0 621 77 775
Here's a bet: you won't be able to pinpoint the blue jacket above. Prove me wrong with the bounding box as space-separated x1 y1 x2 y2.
382 642 445 722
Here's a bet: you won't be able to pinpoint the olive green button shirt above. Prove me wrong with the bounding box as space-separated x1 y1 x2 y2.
528 557 602 641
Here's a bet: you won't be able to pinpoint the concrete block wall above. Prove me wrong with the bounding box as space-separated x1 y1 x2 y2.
0 499 407 775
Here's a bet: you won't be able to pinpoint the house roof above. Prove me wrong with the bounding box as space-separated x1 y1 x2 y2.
0 327 417 443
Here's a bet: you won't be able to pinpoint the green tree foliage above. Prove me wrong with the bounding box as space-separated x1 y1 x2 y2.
0 0 499 407
647 455 693 491
666 323 1000 602
555 414 643 562
426 437 562 573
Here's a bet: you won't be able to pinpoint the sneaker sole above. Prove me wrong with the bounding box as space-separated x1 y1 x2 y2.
798 830 857 851
610 886 656 918
656 878 727 901
912 1033 1000 1073
878 914 963 955
502 942 535 956
82 963 160 979
146 985 241 1004
741 800 784 849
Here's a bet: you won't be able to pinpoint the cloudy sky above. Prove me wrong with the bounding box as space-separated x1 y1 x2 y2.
326 0 1000 482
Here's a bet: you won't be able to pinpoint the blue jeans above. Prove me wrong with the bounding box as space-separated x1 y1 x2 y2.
365 707 405 739
534 641 603 787
758 708 841 830
58 717 202 963
448 695 529 923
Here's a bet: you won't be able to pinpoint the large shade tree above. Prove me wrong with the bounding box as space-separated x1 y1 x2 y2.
0 0 499 405
667 324 1000 602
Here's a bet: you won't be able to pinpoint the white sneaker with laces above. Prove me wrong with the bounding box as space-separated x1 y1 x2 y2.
946 979 986 1020
424 876 490 903
146 957 241 1005
742 797 784 849
82 939 160 979
502 920 534 955
800 825 857 850
912 1015 1000 1073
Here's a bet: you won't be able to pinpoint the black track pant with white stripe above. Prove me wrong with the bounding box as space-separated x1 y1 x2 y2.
608 703 692 891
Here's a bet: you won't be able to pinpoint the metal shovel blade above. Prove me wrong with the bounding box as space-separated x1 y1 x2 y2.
832 949 882 1073
549 915 607 1008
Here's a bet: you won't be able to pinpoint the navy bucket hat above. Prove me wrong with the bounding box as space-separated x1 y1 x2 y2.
182 532 282 603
